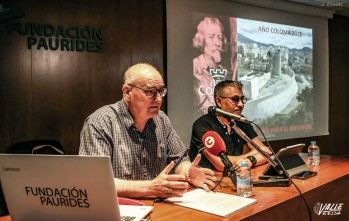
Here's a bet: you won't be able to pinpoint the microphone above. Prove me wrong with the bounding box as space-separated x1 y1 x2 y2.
202 131 237 186
208 106 252 123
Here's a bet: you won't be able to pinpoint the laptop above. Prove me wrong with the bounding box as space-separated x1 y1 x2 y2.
0 154 152 221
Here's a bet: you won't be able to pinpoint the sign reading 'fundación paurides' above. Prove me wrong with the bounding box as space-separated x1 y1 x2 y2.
7 22 104 53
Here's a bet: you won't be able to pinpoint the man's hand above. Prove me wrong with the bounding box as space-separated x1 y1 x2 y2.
188 154 216 191
149 161 189 198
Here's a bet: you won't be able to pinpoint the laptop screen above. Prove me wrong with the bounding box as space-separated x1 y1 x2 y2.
0 154 121 221
262 143 309 177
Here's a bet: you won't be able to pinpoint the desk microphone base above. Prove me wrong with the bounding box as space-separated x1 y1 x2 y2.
253 178 291 187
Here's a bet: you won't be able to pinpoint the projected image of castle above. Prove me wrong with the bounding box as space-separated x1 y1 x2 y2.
236 18 313 137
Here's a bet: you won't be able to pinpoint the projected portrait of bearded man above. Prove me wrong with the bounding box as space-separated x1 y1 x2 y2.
193 16 237 118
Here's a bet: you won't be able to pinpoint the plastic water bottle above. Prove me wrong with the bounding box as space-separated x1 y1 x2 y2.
308 141 320 165
237 160 253 197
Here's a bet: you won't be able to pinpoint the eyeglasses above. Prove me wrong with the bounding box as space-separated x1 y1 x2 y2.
219 95 247 104
128 84 168 98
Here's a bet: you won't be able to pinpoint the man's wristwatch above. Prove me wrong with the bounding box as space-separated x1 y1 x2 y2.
247 156 257 168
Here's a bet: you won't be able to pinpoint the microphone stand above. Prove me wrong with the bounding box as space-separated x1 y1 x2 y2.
211 164 237 191
223 165 237 187
229 120 284 176
228 167 237 187
229 120 292 187
218 152 237 187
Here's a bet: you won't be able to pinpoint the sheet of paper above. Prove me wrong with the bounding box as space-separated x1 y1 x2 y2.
164 189 257 217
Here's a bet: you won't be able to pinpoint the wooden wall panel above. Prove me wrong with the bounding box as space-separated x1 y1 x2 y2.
0 22 32 148
327 14 349 156
0 0 164 154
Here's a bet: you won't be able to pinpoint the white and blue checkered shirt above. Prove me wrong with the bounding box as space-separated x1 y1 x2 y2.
79 100 189 180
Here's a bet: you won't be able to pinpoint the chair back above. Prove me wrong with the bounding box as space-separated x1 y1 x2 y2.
7 140 64 155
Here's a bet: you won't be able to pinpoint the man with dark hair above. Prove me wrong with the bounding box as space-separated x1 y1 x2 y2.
190 80 271 171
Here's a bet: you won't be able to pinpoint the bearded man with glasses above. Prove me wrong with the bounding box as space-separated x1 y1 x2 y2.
79 63 216 199
189 80 271 171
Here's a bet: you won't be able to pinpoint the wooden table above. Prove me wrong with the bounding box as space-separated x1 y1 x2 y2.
1 154 349 221
142 154 349 221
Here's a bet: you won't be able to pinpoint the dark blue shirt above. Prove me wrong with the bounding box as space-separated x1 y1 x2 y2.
189 114 258 170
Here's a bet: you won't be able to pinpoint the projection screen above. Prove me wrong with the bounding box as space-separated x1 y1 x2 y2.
166 0 330 146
